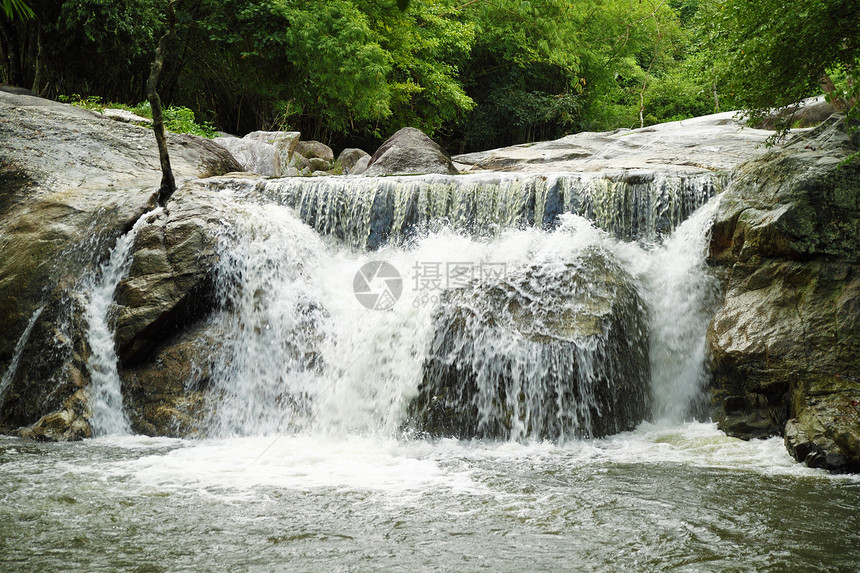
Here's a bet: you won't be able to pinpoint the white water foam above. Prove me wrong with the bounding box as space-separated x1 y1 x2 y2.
0 304 45 403
201 193 720 439
86 208 162 436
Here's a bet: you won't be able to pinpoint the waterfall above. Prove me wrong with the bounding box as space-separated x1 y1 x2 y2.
641 196 722 420
0 304 46 404
196 186 720 439
202 204 331 437
72 171 721 440
85 209 161 436
258 171 724 249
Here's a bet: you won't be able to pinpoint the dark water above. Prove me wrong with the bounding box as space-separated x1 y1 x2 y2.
2 424 858 572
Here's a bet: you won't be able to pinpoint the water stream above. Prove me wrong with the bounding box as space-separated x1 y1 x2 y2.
2 178 858 572
85 209 161 437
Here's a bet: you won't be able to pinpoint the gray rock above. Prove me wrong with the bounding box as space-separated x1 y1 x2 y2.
103 108 152 125
707 116 860 471
244 130 300 174
409 248 651 439
336 148 371 174
213 136 280 176
365 127 459 176
350 155 370 175
295 140 334 163
308 157 333 172
454 111 772 175
0 90 240 440
113 187 228 365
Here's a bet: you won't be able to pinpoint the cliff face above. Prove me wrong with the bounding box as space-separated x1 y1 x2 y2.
707 118 860 472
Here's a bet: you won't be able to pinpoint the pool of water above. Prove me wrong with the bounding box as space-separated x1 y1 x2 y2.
2 423 858 572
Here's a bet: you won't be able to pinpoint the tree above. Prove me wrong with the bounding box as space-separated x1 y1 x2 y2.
707 0 860 131
147 0 176 206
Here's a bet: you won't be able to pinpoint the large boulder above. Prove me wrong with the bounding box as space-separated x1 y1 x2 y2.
336 147 371 175
365 127 459 176
213 134 281 177
409 247 651 440
707 116 860 471
110 186 229 437
0 90 239 440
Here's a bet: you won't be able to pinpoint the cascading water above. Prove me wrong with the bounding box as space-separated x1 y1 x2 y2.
639 197 723 420
8 176 858 573
0 304 45 404
195 185 721 439
85 208 161 436
257 171 724 249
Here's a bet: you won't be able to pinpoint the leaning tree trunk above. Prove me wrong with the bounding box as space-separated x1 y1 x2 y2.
146 2 176 206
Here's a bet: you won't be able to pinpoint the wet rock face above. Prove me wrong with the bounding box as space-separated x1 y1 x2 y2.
0 90 239 440
112 188 234 436
707 117 860 471
409 248 651 440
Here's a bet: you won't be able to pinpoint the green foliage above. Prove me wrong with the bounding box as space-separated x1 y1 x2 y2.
162 105 219 137
701 0 860 133
1 0 33 19
12 0 854 153
58 95 218 137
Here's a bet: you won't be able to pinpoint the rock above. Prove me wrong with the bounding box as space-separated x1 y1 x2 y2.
18 389 91 441
102 108 152 125
120 320 217 437
408 247 651 439
454 111 771 174
0 89 239 440
784 377 860 473
113 186 229 365
213 135 280 176
350 155 370 175
244 130 300 174
365 127 459 176
757 97 839 130
214 131 306 177
336 148 371 174
295 140 334 163
308 157 333 172
289 152 312 175
707 116 860 470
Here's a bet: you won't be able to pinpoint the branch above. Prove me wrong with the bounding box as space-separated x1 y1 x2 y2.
146 1 177 206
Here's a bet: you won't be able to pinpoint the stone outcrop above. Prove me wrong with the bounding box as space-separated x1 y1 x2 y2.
213 131 343 176
365 127 459 176
111 186 235 436
0 90 240 439
454 111 771 175
409 247 651 439
707 117 860 471
336 148 371 174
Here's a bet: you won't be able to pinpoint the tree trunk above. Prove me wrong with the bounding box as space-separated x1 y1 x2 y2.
0 17 23 86
146 2 176 206
30 22 41 94
713 79 720 113
819 73 847 112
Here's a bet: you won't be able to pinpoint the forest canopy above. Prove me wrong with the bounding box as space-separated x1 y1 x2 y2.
1 0 858 152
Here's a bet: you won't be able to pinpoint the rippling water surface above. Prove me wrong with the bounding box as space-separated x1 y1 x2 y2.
2 423 858 572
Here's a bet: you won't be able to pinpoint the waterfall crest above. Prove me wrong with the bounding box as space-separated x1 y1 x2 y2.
258 171 724 249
